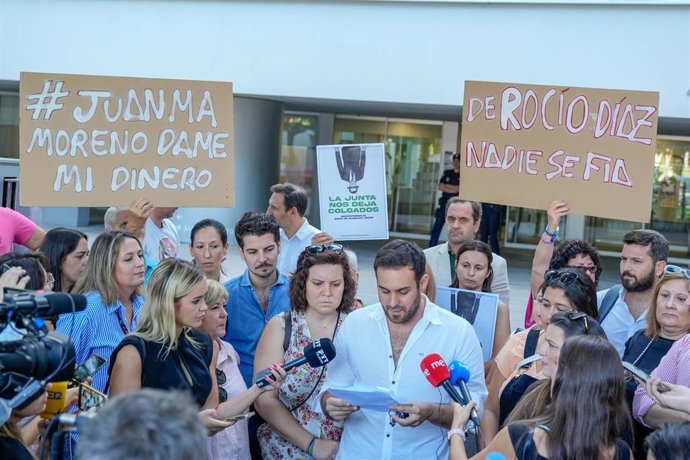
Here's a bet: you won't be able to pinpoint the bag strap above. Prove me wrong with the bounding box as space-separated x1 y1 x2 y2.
282 310 293 352
524 328 541 358
599 284 622 323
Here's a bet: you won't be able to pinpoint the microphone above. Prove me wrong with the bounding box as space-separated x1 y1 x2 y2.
40 381 69 419
420 353 464 405
254 338 336 388
0 292 87 317
42 293 88 317
448 360 480 428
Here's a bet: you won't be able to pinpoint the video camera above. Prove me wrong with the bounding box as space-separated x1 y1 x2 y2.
0 289 86 420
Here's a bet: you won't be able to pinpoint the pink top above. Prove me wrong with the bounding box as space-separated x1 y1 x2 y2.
524 294 536 329
208 339 251 460
0 208 36 256
633 333 690 427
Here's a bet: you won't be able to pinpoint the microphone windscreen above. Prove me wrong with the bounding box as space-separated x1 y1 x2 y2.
303 338 336 368
449 360 471 386
40 381 69 419
420 353 451 388
45 293 87 316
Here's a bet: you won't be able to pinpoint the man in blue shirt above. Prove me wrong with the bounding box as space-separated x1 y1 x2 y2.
223 211 290 388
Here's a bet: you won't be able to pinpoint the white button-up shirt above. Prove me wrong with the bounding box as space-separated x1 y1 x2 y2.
597 287 648 357
322 298 487 460
277 218 319 276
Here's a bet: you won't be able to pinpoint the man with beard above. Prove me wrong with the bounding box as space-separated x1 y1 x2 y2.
222 212 290 387
598 229 669 356
425 198 510 305
320 240 486 460
222 212 290 459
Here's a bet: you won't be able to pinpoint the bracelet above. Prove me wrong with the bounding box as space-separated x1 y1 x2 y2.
543 226 559 243
543 225 559 237
447 428 466 441
306 436 317 455
541 233 556 245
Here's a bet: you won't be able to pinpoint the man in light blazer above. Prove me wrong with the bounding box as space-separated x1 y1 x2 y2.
424 198 510 305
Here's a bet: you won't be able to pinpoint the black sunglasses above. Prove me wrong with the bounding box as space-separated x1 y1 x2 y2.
544 269 585 286
305 244 343 255
216 368 227 403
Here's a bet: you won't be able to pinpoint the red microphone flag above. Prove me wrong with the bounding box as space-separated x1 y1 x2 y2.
420 353 451 388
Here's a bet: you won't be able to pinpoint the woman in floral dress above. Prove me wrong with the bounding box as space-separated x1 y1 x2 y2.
255 244 356 460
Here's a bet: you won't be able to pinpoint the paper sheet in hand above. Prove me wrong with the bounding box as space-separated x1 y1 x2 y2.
328 386 400 412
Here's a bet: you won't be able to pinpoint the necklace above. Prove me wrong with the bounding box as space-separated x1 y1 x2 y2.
631 333 658 367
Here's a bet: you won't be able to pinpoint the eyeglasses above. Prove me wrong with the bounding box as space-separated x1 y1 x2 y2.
566 264 597 275
664 264 690 279
565 311 589 334
305 244 344 255
544 269 584 286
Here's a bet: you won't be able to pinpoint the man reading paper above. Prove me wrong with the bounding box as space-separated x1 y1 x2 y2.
320 240 486 460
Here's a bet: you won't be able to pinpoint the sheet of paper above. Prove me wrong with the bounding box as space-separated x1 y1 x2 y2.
324 385 400 412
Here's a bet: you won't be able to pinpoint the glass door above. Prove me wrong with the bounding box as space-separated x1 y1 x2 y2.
333 116 442 234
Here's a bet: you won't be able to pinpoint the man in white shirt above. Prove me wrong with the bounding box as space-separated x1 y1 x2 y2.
143 207 179 263
597 229 668 356
267 183 331 275
424 198 510 305
320 240 486 460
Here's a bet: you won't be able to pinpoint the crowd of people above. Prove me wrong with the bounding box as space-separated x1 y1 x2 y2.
0 182 689 460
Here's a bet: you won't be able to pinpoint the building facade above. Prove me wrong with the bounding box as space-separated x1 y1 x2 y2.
1 0 689 256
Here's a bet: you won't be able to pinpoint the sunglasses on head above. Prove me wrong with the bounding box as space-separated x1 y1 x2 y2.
305 244 344 255
564 311 589 334
544 269 584 286
664 264 690 279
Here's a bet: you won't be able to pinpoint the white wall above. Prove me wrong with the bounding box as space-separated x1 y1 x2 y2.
1 0 689 117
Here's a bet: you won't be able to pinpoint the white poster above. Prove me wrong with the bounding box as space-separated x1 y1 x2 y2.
316 143 389 240
435 287 498 362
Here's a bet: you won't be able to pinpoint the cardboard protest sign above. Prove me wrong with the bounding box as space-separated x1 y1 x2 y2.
460 81 660 222
436 287 498 362
19 72 234 207
316 143 389 240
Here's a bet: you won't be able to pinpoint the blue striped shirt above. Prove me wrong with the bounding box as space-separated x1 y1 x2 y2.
56 291 144 394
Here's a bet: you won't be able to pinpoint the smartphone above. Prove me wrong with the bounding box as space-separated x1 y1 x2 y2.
221 411 255 421
78 383 107 411
622 361 651 384
70 355 107 387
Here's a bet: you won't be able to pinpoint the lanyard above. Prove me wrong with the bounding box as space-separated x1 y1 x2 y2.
114 308 130 335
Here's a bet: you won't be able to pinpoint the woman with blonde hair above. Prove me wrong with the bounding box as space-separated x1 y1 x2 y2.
622 265 690 455
56 231 146 394
108 258 285 432
199 279 252 460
